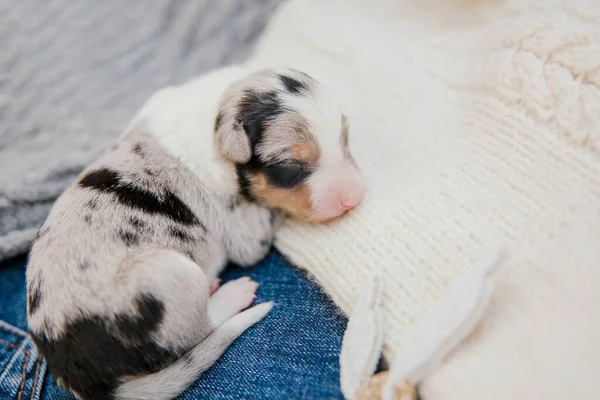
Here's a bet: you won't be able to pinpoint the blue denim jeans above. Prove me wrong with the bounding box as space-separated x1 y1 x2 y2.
0 250 347 399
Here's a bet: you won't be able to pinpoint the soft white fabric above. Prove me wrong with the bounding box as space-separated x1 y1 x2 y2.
382 246 504 399
339 274 385 399
338 247 503 400
246 0 600 398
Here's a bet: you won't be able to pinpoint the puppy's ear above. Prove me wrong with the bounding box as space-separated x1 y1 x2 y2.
214 112 252 164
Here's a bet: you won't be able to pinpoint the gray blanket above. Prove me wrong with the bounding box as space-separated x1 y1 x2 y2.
0 0 282 261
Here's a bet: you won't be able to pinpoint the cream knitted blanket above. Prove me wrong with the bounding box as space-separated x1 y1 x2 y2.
246 0 600 398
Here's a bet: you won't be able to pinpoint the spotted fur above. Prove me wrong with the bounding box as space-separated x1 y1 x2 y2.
26 67 363 400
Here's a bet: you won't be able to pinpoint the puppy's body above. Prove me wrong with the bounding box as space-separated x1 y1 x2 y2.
28 125 276 399
27 66 364 399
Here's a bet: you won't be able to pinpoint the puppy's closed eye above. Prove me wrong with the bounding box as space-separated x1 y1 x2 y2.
264 162 309 188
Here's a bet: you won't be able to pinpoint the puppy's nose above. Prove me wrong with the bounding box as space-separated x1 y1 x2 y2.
341 194 362 210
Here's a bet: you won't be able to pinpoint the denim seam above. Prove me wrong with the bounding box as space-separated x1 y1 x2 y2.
0 320 28 337
0 319 46 400
0 337 20 349
16 346 30 400
30 356 42 400
0 336 30 383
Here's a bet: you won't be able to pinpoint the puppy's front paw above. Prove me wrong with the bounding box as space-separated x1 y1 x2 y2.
208 277 259 327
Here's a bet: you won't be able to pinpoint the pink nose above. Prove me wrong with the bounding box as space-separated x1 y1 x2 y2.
341 195 362 210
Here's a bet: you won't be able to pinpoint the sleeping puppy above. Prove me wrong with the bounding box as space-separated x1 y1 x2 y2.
26 67 364 400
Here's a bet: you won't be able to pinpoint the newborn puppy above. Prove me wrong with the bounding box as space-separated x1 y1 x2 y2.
26 67 364 400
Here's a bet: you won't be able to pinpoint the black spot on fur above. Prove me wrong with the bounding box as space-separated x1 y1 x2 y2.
280 75 309 95
86 198 99 210
132 143 145 158
28 281 42 315
227 199 237 211
184 250 195 261
119 230 140 247
260 239 271 248
30 294 181 400
214 111 224 132
128 216 146 230
115 294 163 340
84 215 92 225
79 168 201 226
80 260 92 270
143 168 155 177
169 227 193 243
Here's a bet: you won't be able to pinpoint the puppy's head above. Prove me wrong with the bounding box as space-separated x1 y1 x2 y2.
215 68 364 222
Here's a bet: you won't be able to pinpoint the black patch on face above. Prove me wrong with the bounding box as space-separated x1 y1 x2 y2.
169 227 193 243
119 230 140 247
28 280 42 315
132 143 145 158
79 168 201 226
235 164 255 200
236 89 283 150
84 215 92 225
214 111 224 132
263 161 310 189
280 75 309 95
30 294 181 400
233 88 314 197
234 89 282 199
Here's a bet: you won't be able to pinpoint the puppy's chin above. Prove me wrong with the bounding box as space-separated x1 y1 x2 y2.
292 208 356 225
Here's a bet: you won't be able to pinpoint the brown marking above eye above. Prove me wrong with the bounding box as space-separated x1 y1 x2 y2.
247 173 313 219
290 142 320 164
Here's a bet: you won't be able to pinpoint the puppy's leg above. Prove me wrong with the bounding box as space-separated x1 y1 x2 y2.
112 250 272 400
208 276 259 327
30 249 214 399
223 200 282 267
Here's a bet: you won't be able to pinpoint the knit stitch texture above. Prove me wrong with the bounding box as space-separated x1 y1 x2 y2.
247 0 600 398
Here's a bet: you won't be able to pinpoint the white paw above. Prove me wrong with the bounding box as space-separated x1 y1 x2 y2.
208 277 260 327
